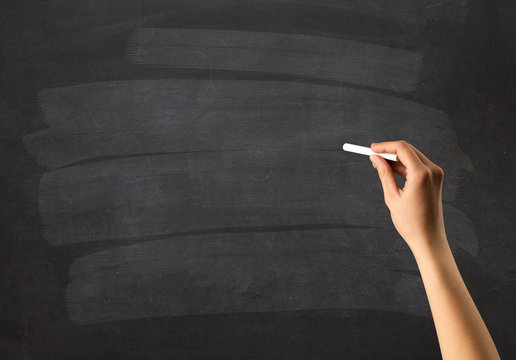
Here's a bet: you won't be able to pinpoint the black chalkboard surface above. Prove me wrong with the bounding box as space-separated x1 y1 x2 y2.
1 1 515 358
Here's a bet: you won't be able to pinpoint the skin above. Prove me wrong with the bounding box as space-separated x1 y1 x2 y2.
369 141 500 360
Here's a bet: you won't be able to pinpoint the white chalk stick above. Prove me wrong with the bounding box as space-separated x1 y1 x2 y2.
343 143 399 162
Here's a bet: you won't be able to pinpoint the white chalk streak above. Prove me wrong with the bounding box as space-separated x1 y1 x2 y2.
36 149 478 256
66 229 427 324
125 28 421 92
23 79 472 176
24 80 475 247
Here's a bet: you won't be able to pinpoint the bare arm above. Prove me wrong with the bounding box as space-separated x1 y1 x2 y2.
370 140 500 360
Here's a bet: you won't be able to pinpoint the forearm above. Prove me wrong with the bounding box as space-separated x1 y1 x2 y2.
412 235 500 360
369 142 499 358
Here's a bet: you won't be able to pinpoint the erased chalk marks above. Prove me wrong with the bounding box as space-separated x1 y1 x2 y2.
65 206 478 325
37 155 474 253
22 77 478 322
66 229 428 324
37 150 390 245
36 147 477 256
125 28 422 92
24 79 475 250
23 79 471 195
21 18 478 323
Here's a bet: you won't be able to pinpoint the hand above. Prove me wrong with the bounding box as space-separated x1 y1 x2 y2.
369 141 447 254
370 141 500 359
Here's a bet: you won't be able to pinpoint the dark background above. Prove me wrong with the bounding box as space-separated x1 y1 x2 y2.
1 0 515 358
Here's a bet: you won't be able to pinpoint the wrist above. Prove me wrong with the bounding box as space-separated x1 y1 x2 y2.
407 231 451 265
410 236 460 294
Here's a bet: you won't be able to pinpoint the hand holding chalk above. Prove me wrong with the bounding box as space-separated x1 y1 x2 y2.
368 141 445 253
343 143 398 162
369 141 501 360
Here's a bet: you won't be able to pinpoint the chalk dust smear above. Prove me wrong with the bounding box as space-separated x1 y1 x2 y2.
21 29 475 323
125 28 422 92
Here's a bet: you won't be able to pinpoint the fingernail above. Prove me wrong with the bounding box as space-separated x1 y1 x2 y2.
370 155 377 168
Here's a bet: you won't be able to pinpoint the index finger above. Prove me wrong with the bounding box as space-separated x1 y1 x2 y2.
370 141 424 170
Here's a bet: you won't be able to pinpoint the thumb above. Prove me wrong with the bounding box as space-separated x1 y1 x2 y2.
370 155 399 201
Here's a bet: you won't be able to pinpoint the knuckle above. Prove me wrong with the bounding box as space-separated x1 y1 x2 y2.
432 166 444 180
398 140 409 148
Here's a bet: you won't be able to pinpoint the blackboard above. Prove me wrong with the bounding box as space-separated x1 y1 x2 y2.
1 1 515 358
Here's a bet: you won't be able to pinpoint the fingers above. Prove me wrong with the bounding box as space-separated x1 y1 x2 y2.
407 144 443 176
370 155 399 201
391 162 408 178
408 143 434 168
370 141 424 171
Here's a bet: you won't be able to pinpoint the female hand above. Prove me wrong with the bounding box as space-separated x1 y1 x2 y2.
369 141 501 360
369 140 447 254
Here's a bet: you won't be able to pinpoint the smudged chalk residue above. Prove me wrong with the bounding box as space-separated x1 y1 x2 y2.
24 79 475 251
21 31 476 323
65 206 477 325
125 28 422 92
66 229 430 324
35 148 477 256
23 79 471 186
